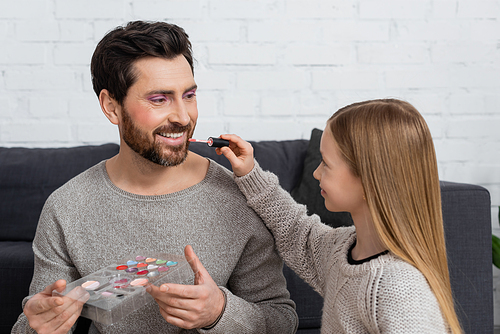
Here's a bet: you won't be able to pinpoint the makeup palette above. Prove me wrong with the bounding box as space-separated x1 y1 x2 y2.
53 252 193 325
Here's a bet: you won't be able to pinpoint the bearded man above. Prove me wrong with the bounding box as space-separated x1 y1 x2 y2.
12 21 297 334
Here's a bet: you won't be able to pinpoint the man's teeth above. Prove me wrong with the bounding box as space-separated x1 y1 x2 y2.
159 133 183 139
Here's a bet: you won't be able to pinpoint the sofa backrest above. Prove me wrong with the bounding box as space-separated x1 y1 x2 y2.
0 140 308 242
0 144 120 242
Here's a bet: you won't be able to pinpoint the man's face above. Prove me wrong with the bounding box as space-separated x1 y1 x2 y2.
119 55 198 167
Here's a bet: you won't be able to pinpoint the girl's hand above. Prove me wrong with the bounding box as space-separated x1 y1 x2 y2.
216 134 254 177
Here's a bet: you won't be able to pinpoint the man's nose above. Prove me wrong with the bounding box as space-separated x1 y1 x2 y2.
168 101 190 126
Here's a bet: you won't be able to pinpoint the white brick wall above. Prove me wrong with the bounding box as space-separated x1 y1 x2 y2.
0 0 499 324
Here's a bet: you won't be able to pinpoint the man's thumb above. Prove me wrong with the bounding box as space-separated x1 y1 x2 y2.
184 245 206 284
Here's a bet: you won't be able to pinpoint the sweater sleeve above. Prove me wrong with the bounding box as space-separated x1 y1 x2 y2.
234 162 335 295
11 195 82 334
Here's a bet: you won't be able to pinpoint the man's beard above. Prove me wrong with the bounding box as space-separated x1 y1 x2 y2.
121 107 193 167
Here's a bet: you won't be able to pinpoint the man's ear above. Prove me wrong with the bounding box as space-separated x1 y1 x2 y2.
99 89 121 125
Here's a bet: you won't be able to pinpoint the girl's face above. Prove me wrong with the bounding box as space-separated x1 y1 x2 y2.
313 126 366 216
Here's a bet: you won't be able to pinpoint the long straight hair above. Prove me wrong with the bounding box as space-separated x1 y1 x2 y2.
328 99 462 333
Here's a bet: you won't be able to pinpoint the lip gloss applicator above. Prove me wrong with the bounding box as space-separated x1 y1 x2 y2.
189 137 230 148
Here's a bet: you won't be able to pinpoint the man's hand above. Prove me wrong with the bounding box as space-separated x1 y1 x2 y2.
23 280 89 334
215 134 255 177
147 245 225 329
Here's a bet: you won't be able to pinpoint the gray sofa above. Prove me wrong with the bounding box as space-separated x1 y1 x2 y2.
0 128 493 333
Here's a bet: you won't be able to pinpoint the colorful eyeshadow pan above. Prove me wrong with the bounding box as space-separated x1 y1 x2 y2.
136 270 148 276
166 261 178 266
111 278 130 288
131 278 148 286
156 259 167 265
116 265 128 270
127 260 138 266
146 258 156 263
147 264 158 270
125 267 138 273
158 266 169 273
148 271 159 278
135 256 146 261
137 263 147 268
82 280 100 290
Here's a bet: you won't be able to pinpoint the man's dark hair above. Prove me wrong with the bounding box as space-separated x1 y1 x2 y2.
91 21 194 106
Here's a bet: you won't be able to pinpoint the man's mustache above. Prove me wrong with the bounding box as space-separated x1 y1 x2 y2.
153 124 192 135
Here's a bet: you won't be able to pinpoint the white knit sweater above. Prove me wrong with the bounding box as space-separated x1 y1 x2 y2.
234 163 450 334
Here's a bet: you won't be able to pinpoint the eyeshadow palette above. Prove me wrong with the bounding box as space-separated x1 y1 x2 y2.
53 252 193 325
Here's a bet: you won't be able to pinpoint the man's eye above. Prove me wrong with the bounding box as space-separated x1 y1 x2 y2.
183 89 197 100
149 95 170 104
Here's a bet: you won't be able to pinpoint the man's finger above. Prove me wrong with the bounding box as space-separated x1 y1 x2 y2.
30 296 64 315
39 279 66 294
50 279 68 294
148 284 201 313
29 279 68 313
44 286 89 320
52 311 82 334
47 290 89 334
160 282 201 299
185 245 211 286
157 307 197 330
64 286 90 302
149 282 192 300
184 245 200 275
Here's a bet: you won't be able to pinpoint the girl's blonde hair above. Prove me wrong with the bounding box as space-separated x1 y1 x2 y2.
329 99 462 333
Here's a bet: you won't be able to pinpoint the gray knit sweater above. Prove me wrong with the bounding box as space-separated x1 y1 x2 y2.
12 160 297 334
234 163 449 334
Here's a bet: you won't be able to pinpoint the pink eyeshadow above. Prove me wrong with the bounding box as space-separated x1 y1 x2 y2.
82 280 100 290
131 278 148 287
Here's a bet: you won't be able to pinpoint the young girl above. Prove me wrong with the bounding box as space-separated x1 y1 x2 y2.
218 99 462 333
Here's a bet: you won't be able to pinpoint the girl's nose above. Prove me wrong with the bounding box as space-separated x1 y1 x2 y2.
313 164 322 181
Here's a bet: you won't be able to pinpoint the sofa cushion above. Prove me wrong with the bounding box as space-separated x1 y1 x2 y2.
290 128 353 228
0 144 119 242
0 241 34 332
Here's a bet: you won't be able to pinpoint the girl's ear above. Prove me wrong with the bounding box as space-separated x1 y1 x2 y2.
99 89 120 125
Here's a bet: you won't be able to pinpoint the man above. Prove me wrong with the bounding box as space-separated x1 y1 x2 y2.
12 21 297 333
